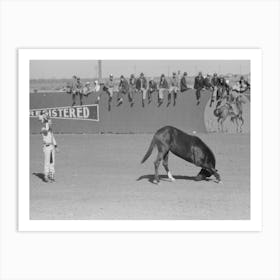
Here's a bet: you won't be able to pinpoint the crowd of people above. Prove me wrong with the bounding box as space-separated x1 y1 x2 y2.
67 71 250 110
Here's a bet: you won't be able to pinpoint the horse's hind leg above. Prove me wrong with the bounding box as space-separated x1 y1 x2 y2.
162 152 175 182
153 150 164 184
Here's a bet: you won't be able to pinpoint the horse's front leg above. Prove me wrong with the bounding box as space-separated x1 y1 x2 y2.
235 118 239 133
239 117 244 133
220 119 225 133
162 152 175 182
217 118 221 132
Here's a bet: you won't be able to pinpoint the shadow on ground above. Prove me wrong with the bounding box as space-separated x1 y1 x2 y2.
32 172 45 182
137 174 212 184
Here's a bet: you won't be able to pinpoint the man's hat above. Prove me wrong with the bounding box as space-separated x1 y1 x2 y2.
172 72 176 75
86 81 90 85
140 72 144 76
183 72 187 75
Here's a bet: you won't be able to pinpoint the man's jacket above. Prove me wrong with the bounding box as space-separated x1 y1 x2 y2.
194 76 205 90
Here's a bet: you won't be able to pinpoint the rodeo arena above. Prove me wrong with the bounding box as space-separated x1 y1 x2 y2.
30 60 250 220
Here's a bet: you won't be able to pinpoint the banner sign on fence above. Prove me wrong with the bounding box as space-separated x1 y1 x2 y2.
30 104 99 121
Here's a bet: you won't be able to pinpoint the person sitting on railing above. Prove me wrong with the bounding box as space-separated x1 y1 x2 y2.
169 72 180 106
210 73 219 107
148 78 157 104
103 74 115 110
118 75 129 106
136 73 148 107
70 75 78 106
194 71 205 106
216 75 230 108
180 72 188 93
76 77 84 105
204 74 213 90
158 74 169 106
86 80 102 103
128 74 137 106
81 81 92 99
232 75 250 94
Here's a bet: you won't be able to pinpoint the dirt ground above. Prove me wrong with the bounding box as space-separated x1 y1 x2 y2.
30 133 250 220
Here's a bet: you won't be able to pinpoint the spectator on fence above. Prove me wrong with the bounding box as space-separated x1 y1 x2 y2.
180 72 188 93
194 71 205 105
71 75 78 106
76 77 84 105
148 78 157 103
177 70 181 91
204 74 213 90
82 81 92 98
136 72 148 107
158 74 169 106
238 75 250 92
103 74 115 110
216 75 230 107
118 75 129 106
92 80 102 103
169 72 179 106
210 73 219 107
71 76 83 106
129 74 136 106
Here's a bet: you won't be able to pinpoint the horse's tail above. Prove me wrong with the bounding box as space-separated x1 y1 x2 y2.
141 137 156 164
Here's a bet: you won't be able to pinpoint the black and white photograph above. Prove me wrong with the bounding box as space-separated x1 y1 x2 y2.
2 1 280 280
18 49 261 231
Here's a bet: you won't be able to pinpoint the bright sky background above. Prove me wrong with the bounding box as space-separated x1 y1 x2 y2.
30 60 250 79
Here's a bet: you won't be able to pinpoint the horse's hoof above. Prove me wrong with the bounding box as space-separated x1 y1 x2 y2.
168 177 176 182
194 175 205 181
153 179 159 184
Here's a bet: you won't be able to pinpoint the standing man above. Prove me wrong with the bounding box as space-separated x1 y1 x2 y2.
38 111 58 183
194 71 205 105
136 73 148 107
180 72 188 93
118 75 129 106
169 72 179 106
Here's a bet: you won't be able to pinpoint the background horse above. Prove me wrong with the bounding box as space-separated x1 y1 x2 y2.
214 94 245 133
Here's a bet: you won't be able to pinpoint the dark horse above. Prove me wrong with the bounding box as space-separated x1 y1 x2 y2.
141 126 221 184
